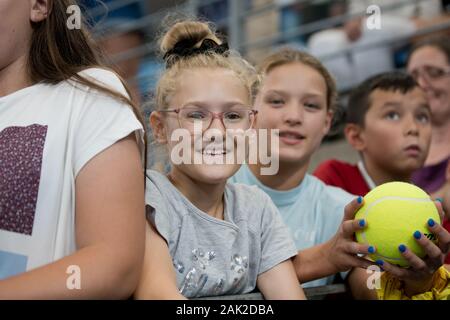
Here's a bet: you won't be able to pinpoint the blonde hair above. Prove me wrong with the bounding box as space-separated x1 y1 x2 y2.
149 19 259 171
155 19 259 111
257 49 337 112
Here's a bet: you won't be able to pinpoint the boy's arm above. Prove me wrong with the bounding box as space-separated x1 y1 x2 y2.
257 259 306 300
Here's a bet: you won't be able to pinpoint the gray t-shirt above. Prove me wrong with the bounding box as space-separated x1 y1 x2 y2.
145 170 298 298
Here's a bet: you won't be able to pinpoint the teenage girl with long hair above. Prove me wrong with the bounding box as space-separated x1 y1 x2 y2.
0 0 146 298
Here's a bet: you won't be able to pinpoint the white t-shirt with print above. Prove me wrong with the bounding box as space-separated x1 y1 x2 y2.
0 68 144 279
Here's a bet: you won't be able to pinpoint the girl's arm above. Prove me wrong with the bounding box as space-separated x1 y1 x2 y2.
0 134 145 299
293 197 374 283
134 223 186 300
257 259 306 300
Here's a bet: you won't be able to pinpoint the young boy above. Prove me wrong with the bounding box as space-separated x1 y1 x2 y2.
314 72 432 196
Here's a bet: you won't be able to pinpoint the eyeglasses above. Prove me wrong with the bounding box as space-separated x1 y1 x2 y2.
410 65 450 83
159 107 258 131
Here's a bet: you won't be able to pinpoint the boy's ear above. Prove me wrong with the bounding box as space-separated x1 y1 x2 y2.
30 0 50 23
344 123 366 151
149 111 168 144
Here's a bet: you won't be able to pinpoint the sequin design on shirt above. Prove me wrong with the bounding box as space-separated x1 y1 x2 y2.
178 248 216 297
174 248 250 297
0 124 47 235
230 253 249 290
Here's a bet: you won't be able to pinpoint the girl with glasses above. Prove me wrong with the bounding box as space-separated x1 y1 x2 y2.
134 19 305 299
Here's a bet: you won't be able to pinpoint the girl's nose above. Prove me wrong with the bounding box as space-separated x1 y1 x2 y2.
284 103 303 126
208 116 226 132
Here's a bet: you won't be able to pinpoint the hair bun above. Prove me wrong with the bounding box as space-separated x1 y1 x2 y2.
163 38 229 67
160 21 226 67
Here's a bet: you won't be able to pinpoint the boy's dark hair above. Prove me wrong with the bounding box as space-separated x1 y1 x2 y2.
346 72 418 126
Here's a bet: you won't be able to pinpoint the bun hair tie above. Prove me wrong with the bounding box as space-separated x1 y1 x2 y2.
163 38 229 68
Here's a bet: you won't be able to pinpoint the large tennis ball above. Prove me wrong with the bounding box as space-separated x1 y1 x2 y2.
355 182 440 267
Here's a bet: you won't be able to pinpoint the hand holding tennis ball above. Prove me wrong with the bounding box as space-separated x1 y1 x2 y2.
355 182 440 268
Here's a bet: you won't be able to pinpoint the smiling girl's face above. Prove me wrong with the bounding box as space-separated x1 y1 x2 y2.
152 67 253 185
255 62 332 166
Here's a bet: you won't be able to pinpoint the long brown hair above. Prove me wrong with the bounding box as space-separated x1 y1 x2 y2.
28 0 146 164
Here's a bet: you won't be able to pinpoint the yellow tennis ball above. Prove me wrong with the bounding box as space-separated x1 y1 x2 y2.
355 182 440 268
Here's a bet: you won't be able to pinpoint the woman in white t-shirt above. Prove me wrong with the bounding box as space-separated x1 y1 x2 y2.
0 0 146 298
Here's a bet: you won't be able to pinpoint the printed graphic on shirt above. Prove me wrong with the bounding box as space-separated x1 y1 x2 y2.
0 124 47 235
